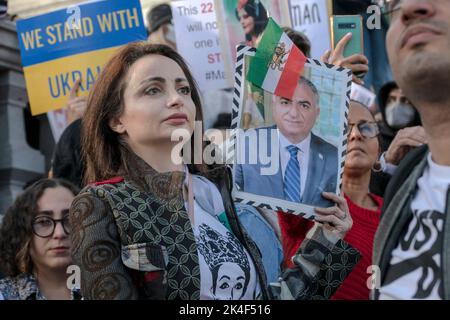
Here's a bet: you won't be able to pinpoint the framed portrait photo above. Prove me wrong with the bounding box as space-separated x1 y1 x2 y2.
230 45 352 219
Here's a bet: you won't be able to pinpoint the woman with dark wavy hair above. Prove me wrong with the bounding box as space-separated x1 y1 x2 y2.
235 0 269 47
70 41 360 300
0 178 80 300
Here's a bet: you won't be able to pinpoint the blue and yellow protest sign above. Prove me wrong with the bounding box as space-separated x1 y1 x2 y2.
17 0 147 115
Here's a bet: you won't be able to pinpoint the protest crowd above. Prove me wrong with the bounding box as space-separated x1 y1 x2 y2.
0 0 449 302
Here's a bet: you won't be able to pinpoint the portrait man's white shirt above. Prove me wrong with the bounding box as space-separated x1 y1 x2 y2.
278 130 311 200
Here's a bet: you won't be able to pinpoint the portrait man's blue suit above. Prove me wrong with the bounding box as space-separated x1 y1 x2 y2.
234 127 338 208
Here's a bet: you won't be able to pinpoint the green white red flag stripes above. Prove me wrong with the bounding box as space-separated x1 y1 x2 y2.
247 18 306 99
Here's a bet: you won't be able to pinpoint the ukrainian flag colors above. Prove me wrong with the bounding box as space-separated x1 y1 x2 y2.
16 0 147 115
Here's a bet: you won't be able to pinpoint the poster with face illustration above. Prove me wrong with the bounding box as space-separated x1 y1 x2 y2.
214 0 290 86
192 182 259 300
230 45 351 219
196 223 257 299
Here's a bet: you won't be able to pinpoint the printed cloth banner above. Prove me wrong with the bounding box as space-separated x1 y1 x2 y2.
247 18 306 99
16 0 147 115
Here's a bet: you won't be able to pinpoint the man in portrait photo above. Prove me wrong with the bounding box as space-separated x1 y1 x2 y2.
234 76 338 208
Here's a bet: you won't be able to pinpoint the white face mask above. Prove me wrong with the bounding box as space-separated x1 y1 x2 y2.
385 102 416 129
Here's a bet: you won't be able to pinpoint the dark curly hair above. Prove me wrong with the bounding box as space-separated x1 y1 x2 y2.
0 178 79 277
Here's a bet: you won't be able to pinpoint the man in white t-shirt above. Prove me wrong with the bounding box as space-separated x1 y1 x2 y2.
372 0 450 300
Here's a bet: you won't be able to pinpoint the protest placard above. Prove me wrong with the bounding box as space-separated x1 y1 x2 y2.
16 0 147 115
171 0 227 91
214 0 288 86
231 45 351 219
287 0 332 59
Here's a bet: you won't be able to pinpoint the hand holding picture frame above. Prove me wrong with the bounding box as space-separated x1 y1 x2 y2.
230 45 352 220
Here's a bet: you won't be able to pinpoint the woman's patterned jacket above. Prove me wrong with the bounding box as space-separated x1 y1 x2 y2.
69 153 360 300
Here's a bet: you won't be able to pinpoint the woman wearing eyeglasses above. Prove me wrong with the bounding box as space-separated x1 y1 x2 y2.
329 99 383 300
281 100 383 300
66 42 363 300
0 178 81 300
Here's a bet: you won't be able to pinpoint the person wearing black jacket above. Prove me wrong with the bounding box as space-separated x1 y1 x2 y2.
369 81 425 197
377 81 421 151
372 0 450 300
51 119 84 189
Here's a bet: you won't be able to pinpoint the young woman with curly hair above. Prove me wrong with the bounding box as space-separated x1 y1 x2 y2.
0 178 80 300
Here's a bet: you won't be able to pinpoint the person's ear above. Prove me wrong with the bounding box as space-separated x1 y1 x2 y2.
108 116 126 134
